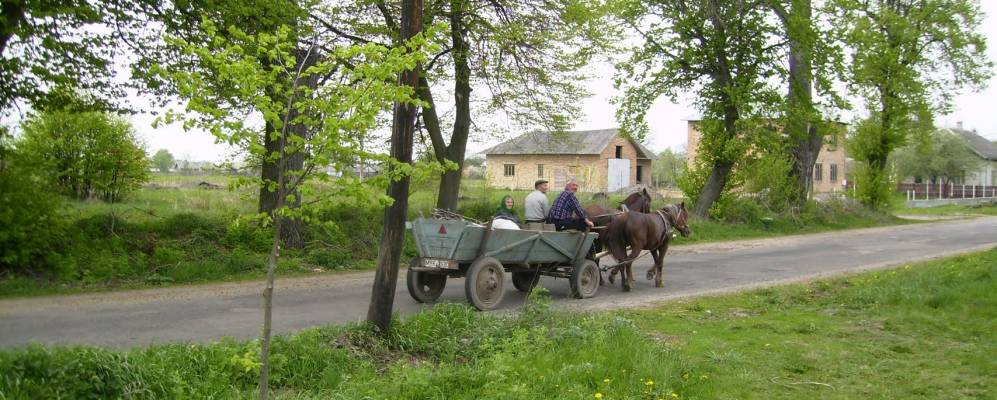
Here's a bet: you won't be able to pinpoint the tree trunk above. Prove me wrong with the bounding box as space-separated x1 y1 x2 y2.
418 2 471 212
693 160 734 217
367 0 422 333
0 0 25 57
258 48 318 249
775 0 821 207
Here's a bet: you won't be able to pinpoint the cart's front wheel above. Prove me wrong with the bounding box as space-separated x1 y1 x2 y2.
465 257 505 310
511 269 540 292
406 258 447 303
570 259 600 299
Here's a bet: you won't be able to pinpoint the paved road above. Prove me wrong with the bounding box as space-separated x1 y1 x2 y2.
2 216 995 348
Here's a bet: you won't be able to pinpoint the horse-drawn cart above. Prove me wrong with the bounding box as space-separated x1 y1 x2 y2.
406 217 601 310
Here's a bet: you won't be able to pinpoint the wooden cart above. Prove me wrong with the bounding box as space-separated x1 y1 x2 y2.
406 217 600 310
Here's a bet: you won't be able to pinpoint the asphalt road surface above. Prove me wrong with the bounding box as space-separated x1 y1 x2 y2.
2 216 995 348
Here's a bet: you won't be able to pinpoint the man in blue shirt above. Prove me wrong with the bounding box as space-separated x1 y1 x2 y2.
547 179 594 231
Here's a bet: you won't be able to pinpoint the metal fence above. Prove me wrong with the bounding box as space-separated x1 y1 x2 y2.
898 182 997 201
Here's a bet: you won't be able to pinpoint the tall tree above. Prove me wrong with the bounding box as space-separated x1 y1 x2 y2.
367 0 423 334
767 0 844 206
614 0 782 217
327 0 610 212
158 14 432 398
134 0 323 247
833 0 991 208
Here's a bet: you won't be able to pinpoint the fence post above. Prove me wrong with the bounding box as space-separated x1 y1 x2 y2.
962 184 965 198
950 182 953 198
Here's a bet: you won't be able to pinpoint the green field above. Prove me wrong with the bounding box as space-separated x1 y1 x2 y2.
2 248 993 399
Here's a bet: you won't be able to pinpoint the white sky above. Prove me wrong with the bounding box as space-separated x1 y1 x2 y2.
121 1 997 161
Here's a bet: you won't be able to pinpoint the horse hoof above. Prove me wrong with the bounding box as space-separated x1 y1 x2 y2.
655 282 664 288
646 270 655 280
622 285 631 292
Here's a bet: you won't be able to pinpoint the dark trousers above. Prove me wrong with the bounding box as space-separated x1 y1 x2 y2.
552 218 587 231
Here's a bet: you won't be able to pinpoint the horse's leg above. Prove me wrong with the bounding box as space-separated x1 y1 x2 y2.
622 246 641 292
655 242 670 288
647 250 660 281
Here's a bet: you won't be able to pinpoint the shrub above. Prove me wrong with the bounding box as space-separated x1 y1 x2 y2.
0 159 67 276
17 110 149 202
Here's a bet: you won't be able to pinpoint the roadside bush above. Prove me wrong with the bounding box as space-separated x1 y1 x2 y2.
0 160 68 276
17 110 149 202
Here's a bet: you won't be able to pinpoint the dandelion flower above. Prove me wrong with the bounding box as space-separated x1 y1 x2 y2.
671 393 679 398
604 378 611 383
594 392 603 399
646 380 655 386
682 373 689 379
700 375 708 380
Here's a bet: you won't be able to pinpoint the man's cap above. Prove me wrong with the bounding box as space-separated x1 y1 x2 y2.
534 179 548 187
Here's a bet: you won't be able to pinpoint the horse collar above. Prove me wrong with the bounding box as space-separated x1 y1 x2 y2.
655 210 672 245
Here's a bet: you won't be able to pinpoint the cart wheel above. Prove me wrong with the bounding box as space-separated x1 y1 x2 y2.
511 269 540 292
570 259 600 299
406 258 447 303
465 257 505 311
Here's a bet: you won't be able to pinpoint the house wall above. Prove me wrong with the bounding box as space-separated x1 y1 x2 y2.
485 154 601 191
485 137 653 192
685 121 848 193
964 161 996 186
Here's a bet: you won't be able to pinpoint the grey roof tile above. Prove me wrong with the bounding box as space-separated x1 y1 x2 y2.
482 128 658 159
947 128 997 161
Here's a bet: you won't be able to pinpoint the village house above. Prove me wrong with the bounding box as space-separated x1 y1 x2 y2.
482 128 657 192
943 124 997 186
685 119 849 193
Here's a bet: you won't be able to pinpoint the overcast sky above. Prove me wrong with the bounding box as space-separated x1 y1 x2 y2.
129 2 997 162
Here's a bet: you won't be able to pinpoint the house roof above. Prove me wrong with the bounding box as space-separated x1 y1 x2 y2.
945 128 997 161
481 128 658 160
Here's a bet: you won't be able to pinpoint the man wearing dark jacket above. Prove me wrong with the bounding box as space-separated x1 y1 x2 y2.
547 179 594 231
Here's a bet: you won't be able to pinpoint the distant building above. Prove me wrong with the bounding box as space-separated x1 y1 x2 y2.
482 128 657 192
941 124 997 186
685 119 848 193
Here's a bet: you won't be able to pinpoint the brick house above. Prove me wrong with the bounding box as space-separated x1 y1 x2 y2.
685 119 849 193
482 128 658 192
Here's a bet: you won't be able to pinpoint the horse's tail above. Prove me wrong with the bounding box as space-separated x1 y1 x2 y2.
604 212 631 263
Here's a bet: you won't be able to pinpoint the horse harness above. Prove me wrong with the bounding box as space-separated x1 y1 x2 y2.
653 209 674 249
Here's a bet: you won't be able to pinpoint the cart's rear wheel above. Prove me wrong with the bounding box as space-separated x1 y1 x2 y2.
570 259 600 299
406 258 447 303
465 257 505 310
511 269 540 292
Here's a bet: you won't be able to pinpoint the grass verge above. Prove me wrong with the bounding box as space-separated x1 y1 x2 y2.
2 248 993 399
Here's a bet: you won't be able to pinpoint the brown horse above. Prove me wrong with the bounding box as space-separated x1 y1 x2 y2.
583 188 653 263
602 203 691 291
583 188 652 227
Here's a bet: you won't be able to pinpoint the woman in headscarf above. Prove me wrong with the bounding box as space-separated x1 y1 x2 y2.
494 195 521 225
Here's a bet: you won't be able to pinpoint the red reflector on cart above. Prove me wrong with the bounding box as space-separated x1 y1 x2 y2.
438 224 447 234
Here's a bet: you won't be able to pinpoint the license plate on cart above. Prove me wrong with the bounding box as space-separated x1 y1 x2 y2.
422 258 457 269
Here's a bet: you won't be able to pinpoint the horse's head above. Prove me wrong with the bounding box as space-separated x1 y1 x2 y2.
662 202 691 237
622 188 652 214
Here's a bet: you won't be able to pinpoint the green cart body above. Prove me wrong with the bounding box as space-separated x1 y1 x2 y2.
406 217 601 310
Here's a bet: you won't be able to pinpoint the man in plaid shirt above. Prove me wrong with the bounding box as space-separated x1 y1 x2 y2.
546 179 594 231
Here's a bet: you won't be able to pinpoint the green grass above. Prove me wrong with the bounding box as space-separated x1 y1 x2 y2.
2 248 993 399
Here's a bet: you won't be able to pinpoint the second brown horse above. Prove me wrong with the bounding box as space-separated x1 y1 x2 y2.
602 203 690 291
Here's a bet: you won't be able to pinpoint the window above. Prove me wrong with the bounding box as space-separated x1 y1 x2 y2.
504 164 515 177
829 164 838 182
827 133 838 148
537 164 544 178
636 165 644 183
814 163 823 182
615 146 623 158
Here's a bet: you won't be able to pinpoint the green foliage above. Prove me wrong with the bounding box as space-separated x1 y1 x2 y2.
833 0 992 208
652 149 686 187
0 145 67 275
0 1 149 111
17 110 149 202
892 129 981 184
151 149 175 172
